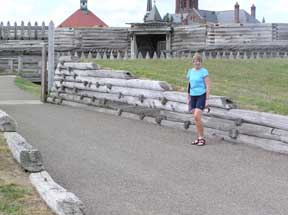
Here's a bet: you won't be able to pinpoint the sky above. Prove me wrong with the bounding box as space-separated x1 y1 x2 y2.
0 0 287 27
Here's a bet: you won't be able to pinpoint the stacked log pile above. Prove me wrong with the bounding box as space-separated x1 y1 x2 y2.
47 62 288 153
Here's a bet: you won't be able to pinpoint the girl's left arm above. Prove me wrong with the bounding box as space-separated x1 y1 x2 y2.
204 76 210 107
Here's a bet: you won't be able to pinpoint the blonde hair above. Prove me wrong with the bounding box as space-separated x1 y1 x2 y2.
192 53 203 63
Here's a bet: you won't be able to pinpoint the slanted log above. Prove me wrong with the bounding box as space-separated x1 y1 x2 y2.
55 69 136 79
54 81 165 99
160 110 235 131
163 91 235 109
51 91 187 112
56 76 173 91
4 132 44 172
235 134 288 154
47 96 118 116
229 109 288 131
30 171 86 215
62 62 98 70
237 123 288 143
0 110 17 131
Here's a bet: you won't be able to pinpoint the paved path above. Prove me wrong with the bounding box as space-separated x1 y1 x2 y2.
1 76 288 215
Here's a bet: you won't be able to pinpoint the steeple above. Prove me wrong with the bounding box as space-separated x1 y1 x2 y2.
147 0 152 12
80 0 88 14
145 3 163 22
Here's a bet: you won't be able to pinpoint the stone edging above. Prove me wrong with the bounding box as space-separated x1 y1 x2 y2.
0 109 86 215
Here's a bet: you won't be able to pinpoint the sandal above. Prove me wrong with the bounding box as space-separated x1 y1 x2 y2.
197 138 206 146
191 139 199 145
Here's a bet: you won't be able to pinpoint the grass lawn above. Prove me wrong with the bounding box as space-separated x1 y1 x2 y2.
14 76 41 97
0 134 54 215
89 59 288 115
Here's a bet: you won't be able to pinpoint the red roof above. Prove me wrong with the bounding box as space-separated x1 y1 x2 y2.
58 9 108 28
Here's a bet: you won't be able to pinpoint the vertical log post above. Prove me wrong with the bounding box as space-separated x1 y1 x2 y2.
34 22 38 40
41 22 46 40
17 56 23 75
14 22 17 39
0 22 3 39
7 21 11 40
20 21 24 40
41 44 47 103
27 22 31 40
48 21 55 91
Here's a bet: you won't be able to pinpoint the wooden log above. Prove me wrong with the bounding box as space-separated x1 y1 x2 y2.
62 62 98 70
4 132 44 172
237 123 288 144
30 171 86 215
163 91 235 109
54 81 164 99
47 96 119 116
161 119 229 140
0 110 17 131
235 134 288 154
55 79 232 109
56 76 173 91
55 69 136 79
160 110 235 131
229 109 288 131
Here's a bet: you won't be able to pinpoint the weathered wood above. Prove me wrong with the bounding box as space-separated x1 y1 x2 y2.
41 44 47 102
160 110 235 131
48 21 55 91
62 62 99 70
55 68 136 79
30 171 86 215
237 123 288 143
55 76 173 91
0 110 17 131
236 134 288 154
229 109 288 131
54 81 164 98
163 91 235 109
4 132 44 172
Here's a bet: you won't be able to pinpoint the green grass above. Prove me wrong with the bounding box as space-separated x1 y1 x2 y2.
0 184 30 215
90 59 288 115
0 134 53 215
14 76 40 97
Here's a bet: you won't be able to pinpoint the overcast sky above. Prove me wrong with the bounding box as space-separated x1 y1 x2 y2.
0 0 287 27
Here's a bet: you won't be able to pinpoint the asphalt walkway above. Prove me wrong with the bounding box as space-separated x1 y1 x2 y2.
1 76 288 215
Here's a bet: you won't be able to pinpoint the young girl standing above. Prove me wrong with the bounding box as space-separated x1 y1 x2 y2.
187 53 210 146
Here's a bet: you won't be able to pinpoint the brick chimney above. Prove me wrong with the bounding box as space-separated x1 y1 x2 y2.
251 4 256 19
194 0 198 10
176 0 198 13
176 0 180 13
234 2 240 23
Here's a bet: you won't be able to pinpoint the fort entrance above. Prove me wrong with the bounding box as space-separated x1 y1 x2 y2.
136 34 166 58
128 22 172 59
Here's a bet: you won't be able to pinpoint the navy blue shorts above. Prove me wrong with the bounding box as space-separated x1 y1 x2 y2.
188 93 206 112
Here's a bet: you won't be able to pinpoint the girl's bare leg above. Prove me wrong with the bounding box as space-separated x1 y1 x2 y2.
194 109 204 139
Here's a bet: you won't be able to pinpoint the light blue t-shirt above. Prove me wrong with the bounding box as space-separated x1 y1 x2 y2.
186 67 208 96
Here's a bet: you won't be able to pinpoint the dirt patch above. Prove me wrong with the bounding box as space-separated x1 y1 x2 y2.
0 133 55 215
